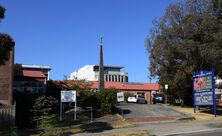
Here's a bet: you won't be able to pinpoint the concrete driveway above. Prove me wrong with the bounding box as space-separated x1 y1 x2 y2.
116 103 190 122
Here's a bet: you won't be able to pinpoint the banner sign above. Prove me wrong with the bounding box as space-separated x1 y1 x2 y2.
192 70 216 116
194 91 213 105
61 90 76 102
117 92 124 102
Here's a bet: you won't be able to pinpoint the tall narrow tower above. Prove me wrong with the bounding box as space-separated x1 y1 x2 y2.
98 35 105 91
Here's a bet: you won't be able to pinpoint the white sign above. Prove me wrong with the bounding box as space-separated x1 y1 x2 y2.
117 92 124 102
165 84 168 90
61 90 76 102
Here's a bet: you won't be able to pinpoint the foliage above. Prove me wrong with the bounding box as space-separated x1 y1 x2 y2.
0 6 5 21
46 80 69 100
31 95 58 118
124 92 134 102
0 5 15 65
64 79 93 91
79 89 117 116
97 89 117 115
79 91 100 114
15 93 40 128
146 0 222 106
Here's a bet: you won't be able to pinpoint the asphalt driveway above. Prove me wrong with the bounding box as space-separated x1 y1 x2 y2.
116 103 189 121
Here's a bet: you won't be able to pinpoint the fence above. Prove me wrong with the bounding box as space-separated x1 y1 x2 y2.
0 104 16 127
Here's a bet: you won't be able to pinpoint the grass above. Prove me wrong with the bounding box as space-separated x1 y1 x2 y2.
168 105 222 121
110 119 134 129
34 112 90 128
17 114 134 136
19 127 83 136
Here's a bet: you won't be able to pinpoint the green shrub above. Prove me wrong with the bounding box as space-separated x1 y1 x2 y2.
79 91 100 115
31 95 58 118
97 89 117 115
79 89 117 116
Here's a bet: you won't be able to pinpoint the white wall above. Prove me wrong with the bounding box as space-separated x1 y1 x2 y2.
69 65 128 82
70 65 96 81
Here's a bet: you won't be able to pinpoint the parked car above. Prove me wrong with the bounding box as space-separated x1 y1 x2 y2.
153 93 165 104
137 96 147 104
127 95 137 103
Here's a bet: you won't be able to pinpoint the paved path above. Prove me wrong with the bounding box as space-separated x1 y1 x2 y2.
73 120 222 136
117 103 190 122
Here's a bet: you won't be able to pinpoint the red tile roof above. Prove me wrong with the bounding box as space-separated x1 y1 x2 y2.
90 81 159 91
22 70 46 78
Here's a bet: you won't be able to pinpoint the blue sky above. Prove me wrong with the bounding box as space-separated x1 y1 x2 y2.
1 0 180 82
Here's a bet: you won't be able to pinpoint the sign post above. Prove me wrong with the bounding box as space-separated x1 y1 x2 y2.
117 92 124 117
193 70 216 117
165 84 168 104
60 90 77 121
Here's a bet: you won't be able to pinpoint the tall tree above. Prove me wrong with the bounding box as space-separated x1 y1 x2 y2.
146 0 222 106
0 5 15 65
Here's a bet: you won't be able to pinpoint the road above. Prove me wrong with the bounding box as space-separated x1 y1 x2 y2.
171 129 222 136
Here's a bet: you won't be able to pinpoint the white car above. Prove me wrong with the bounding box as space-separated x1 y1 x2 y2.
127 96 137 103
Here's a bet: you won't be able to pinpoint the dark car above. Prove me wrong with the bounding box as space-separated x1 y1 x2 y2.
153 94 165 104
137 96 147 104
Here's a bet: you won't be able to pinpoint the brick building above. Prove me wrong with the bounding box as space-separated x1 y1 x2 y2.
0 48 14 106
14 64 51 94
90 81 159 104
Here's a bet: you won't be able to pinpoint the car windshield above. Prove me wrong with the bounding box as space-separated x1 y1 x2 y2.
158 94 164 97
153 94 164 97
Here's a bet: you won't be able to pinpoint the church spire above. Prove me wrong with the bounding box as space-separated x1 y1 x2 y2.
98 35 105 91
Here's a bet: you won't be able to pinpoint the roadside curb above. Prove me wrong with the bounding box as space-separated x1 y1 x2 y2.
176 116 195 121
160 127 222 136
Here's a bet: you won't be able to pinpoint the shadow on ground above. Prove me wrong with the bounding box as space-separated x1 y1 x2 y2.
197 106 222 116
116 107 131 115
80 122 112 133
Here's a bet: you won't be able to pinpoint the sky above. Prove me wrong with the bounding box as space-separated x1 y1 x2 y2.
1 0 180 82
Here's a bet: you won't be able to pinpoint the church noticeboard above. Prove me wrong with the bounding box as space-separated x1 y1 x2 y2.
193 70 216 116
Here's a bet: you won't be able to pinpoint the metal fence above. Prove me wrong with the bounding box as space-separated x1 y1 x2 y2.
0 104 16 127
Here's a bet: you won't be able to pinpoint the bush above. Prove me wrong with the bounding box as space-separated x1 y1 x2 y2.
31 95 58 118
79 89 117 116
79 91 100 115
97 89 117 115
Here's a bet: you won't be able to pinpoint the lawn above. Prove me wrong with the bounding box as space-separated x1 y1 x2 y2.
168 105 222 121
17 114 134 136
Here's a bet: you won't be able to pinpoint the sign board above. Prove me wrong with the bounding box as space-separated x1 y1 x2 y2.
117 92 124 102
193 70 216 116
61 90 76 102
60 90 77 121
165 84 168 90
194 91 213 105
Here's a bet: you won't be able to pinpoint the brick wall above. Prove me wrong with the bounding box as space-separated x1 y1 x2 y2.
0 48 14 106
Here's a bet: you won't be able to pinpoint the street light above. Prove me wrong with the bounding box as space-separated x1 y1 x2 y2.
165 84 168 104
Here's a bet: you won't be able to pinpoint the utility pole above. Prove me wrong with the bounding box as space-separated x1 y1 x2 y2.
98 35 105 91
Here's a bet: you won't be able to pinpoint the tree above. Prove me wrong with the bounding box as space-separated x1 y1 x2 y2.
31 95 58 118
146 0 222 106
0 5 15 65
0 6 5 21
